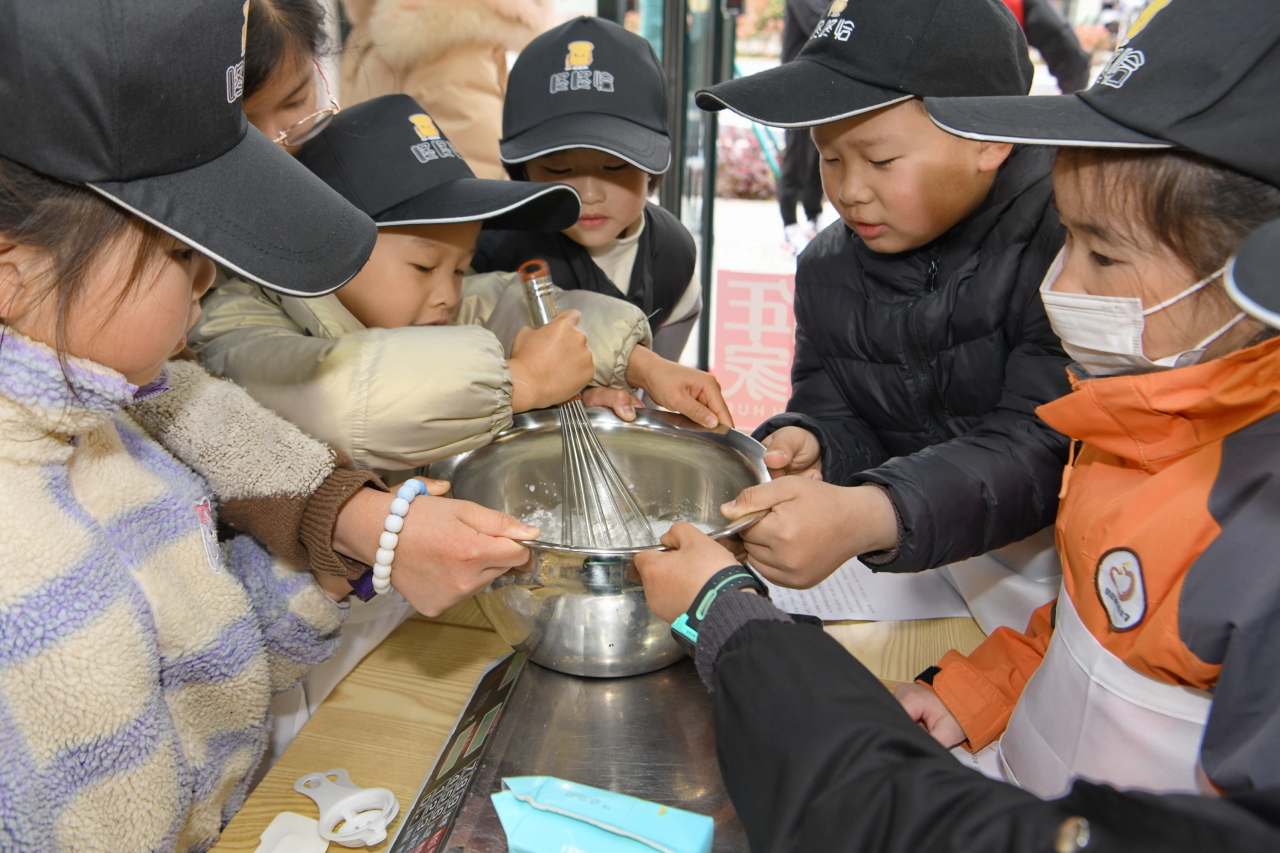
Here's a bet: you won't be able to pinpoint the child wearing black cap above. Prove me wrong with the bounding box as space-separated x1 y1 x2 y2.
633 1 1280 839
705 0 1072 590
469 16 703 362
895 0 1280 801
192 98 727 752
0 0 540 847
192 94 730 476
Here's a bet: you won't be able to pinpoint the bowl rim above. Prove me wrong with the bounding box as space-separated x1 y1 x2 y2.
516 509 767 556
428 407 771 554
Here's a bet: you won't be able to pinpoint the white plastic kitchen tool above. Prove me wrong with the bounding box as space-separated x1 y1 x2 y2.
294 768 401 847
253 811 327 853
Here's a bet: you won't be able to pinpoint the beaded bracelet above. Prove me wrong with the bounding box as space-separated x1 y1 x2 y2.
373 478 428 595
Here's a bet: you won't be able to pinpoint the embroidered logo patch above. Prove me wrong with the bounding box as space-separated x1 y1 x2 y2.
407 113 459 163
225 1 249 103
812 2 854 42
409 114 440 140
1098 47 1145 89
549 40 614 94
565 40 594 69
194 497 223 573
1094 0 1169 89
1095 548 1145 631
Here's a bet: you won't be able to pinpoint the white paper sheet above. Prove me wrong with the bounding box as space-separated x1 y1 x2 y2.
761 557 970 622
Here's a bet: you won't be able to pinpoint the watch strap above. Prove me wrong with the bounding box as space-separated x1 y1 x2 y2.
670 565 768 652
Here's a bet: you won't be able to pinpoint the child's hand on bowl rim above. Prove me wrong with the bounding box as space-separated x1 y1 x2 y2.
633 522 743 623
624 345 733 430
581 386 645 420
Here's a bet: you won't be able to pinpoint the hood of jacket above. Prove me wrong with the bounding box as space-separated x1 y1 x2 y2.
345 0 549 68
1037 336 1280 473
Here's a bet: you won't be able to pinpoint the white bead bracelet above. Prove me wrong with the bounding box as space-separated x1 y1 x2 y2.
373 478 427 594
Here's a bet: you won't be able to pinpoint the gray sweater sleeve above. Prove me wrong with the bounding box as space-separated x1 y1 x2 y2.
695 590 793 690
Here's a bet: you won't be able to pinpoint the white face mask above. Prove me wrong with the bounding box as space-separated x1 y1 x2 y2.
1039 249 1246 377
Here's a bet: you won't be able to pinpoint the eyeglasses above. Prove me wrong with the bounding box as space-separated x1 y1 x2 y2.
272 62 340 147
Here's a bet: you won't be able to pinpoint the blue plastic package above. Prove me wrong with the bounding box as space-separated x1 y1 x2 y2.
491 776 714 853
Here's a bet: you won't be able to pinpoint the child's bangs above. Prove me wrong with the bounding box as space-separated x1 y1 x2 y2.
1053 147 1280 280
244 0 330 101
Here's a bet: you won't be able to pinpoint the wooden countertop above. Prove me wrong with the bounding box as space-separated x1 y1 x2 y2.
212 600 986 852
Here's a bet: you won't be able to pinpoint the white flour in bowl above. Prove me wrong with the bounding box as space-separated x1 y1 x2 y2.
521 502 716 546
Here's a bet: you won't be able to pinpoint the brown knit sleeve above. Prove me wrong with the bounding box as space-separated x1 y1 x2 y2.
219 451 389 580
128 359 392 580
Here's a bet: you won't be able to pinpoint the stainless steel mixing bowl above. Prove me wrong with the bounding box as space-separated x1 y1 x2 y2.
430 408 768 677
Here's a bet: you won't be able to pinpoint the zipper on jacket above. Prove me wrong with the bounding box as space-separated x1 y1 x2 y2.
924 250 939 293
903 249 954 440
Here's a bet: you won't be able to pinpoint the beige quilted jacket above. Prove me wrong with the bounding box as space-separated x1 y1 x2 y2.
189 271 651 472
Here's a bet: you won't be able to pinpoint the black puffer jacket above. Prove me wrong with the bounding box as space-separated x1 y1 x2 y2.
756 145 1070 574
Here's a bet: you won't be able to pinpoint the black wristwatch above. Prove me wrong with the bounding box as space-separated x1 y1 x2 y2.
670 566 769 653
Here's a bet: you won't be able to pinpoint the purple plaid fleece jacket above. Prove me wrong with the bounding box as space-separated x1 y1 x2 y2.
0 330 345 852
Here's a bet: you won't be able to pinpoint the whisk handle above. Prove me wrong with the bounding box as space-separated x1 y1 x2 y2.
518 259 557 329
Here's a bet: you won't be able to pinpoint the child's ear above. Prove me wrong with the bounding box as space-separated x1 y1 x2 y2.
975 140 1015 174
0 236 28 321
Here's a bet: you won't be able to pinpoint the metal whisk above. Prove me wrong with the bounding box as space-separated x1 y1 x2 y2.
519 260 656 549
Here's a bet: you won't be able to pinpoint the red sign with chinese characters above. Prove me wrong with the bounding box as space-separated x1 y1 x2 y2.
711 270 796 431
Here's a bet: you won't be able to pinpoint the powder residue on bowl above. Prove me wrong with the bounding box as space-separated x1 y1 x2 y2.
520 502 716 546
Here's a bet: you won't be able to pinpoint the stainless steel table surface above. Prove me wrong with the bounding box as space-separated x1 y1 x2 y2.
211 607 987 853
444 658 746 851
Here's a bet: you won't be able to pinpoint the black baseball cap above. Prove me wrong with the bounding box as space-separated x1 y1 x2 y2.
501 17 670 174
0 0 375 297
1226 219 1280 330
296 96 580 231
924 0 1280 187
695 0 1032 127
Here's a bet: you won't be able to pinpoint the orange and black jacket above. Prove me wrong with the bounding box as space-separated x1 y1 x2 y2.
930 336 1280 794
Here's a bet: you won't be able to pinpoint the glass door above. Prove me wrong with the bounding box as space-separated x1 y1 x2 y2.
646 0 735 367
598 0 736 367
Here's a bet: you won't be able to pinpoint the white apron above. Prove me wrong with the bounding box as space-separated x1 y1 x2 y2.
940 526 1062 635
962 585 1213 798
